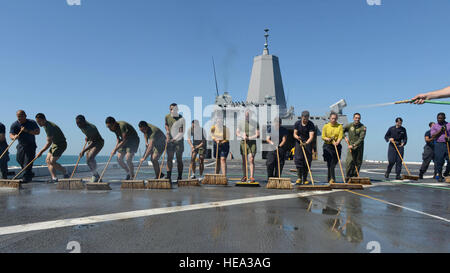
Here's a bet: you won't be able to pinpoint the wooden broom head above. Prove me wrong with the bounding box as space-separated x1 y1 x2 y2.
0 179 22 189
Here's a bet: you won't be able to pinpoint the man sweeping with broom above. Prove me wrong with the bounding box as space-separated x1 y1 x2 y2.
0 122 9 179
236 109 260 183
322 113 343 184
165 103 185 182
384 117 407 180
35 113 69 183
138 121 166 179
9 110 40 183
293 111 315 185
105 117 140 180
430 113 450 182
76 115 104 182
343 113 366 182
266 117 288 179
187 120 206 179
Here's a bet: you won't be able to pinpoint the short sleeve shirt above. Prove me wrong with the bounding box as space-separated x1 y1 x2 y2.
44 121 66 146
294 120 315 142
10 119 39 148
187 126 206 146
238 119 260 137
80 122 103 143
165 114 185 140
425 130 434 149
115 121 139 142
145 123 166 145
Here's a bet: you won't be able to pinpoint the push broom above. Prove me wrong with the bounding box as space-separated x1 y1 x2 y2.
0 128 24 189
202 141 227 185
391 140 419 181
236 139 259 187
266 146 292 189
121 156 146 190
57 140 87 190
147 141 171 189
178 156 200 187
344 138 371 185
0 151 41 189
86 149 113 190
329 142 363 190
297 139 331 191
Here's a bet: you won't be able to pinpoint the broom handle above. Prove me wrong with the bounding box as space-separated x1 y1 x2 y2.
188 152 193 178
391 140 411 176
158 141 168 179
70 140 88 179
299 139 315 185
276 147 281 178
134 158 144 180
99 149 115 182
0 128 24 160
344 137 360 177
13 154 39 180
333 142 346 183
244 138 248 179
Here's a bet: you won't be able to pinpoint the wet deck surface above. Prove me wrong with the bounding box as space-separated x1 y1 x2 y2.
0 160 449 253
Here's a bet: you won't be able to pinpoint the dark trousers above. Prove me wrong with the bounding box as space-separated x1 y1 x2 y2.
323 143 341 182
386 144 403 176
419 145 435 176
295 142 312 180
16 145 36 180
266 148 286 178
433 142 450 175
0 155 8 179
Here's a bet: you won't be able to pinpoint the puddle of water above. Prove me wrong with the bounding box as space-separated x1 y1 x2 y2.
74 224 99 230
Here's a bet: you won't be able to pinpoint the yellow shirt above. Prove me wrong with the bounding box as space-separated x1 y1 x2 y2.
210 125 230 143
322 123 343 144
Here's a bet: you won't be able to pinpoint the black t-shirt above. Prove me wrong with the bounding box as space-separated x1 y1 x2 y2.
10 119 39 148
425 130 434 149
294 120 315 142
0 122 7 151
267 125 289 147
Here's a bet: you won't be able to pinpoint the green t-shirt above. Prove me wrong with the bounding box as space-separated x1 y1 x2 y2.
165 114 185 140
115 121 139 142
145 123 166 144
44 121 66 145
238 119 260 137
80 122 103 143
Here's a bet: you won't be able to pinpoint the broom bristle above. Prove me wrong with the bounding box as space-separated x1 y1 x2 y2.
58 179 85 190
178 179 200 187
266 178 292 189
146 179 172 189
297 185 332 191
402 175 419 181
202 174 227 185
330 183 364 190
0 179 21 189
121 180 146 189
86 182 111 191
348 177 372 185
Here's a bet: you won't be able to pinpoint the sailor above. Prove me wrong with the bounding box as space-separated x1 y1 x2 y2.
266 117 289 179
210 116 231 176
293 111 315 184
105 117 140 180
75 115 105 182
35 113 69 183
384 117 407 180
9 110 40 183
138 121 166 179
430 113 450 182
343 113 366 181
419 122 436 179
165 103 185 181
0 122 9 179
236 109 260 182
187 120 206 179
322 112 343 183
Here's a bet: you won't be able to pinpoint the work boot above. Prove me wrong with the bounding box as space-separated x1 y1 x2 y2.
384 172 389 179
295 178 302 185
125 174 131 180
444 171 449 177
395 175 402 180
167 171 171 180
438 172 445 182
63 173 70 179
419 171 424 180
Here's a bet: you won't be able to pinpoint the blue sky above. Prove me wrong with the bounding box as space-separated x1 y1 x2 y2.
1 0 450 161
